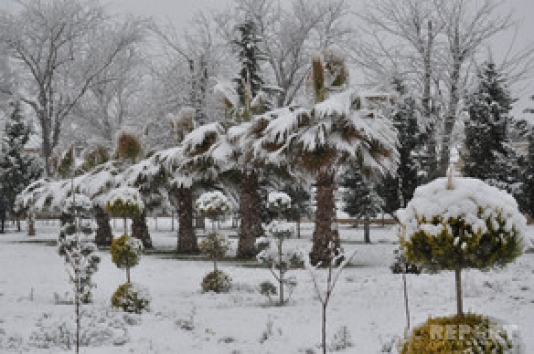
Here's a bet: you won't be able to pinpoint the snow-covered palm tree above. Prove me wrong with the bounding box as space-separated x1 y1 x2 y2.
253 52 399 264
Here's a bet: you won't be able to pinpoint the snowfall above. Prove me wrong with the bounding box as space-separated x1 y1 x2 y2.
0 218 533 353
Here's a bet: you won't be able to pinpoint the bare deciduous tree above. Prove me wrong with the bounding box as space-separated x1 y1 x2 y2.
0 0 144 176
215 0 354 108
354 0 516 176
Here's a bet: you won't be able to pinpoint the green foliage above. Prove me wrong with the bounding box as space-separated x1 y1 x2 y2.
57 226 100 304
258 280 277 301
105 192 143 219
400 210 523 272
462 61 520 194
55 147 75 179
400 313 514 353
110 234 143 270
0 102 42 214
519 131 534 216
111 282 150 314
340 168 383 219
201 270 232 293
390 248 421 275
199 232 230 261
81 145 110 171
232 20 265 111
377 78 425 214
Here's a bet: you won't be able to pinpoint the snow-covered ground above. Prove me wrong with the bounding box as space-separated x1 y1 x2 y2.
0 219 533 353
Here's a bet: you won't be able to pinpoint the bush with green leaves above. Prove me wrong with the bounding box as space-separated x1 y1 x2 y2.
195 191 232 230
105 187 144 235
201 270 232 293
256 220 301 305
199 233 232 293
399 313 519 353
58 194 100 304
111 282 150 314
110 234 143 283
398 174 525 317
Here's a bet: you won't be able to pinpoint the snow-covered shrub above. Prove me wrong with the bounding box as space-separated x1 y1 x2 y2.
259 319 283 344
258 281 277 303
399 313 520 354
201 270 232 293
267 191 291 214
200 232 231 272
29 308 129 349
105 187 144 219
63 194 93 216
398 173 525 316
256 220 301 305
57 228 100 304
390 248 421 275
110 234 143 283
330 326 353 351
195 190 232 220
111 283 150 314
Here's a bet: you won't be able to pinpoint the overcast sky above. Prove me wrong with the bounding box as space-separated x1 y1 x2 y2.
1 0 534 114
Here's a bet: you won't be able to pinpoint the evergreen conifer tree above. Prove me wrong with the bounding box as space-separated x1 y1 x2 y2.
519 129 534 216
232 20 265 118
0 103 42 222
462 61 520 192
377 78 425 215
340 168 383 243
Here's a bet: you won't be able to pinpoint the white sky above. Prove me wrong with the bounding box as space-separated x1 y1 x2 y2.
1 0 534 114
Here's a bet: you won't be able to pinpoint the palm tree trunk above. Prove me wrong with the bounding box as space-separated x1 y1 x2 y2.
94 206 113 247
237 169 263 258
132 209 153 249
176 187 199 253
310 170 340 265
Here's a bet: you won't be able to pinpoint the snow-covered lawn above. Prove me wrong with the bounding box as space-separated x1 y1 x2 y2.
0 220 533 353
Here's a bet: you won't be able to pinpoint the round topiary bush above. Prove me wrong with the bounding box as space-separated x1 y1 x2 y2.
201 270 232 293
111 282 150 314
399 313 519 353
105 187 144 219
398 173 525 316
110 234 143 283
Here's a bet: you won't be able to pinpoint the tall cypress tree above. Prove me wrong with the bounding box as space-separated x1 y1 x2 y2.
462 61 519 191
0 103 42 221
232 20 265 118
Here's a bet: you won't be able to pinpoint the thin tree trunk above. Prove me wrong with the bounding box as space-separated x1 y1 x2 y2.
176 187 199 254
403 272 410 330
237 169 263 258
455 267 463 317
364 216 371 244
132 210 153 249
440 27 462 176
126 266 131 283
296 217 301 239
94 206 113 247
322 302 327 354
310 170 340 265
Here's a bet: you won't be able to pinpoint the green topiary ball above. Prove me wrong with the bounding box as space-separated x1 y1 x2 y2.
111 282 150 314
400 313 517 353
398 176 525 272
110 234 143 270
105 187 144 218
201 270 232 293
